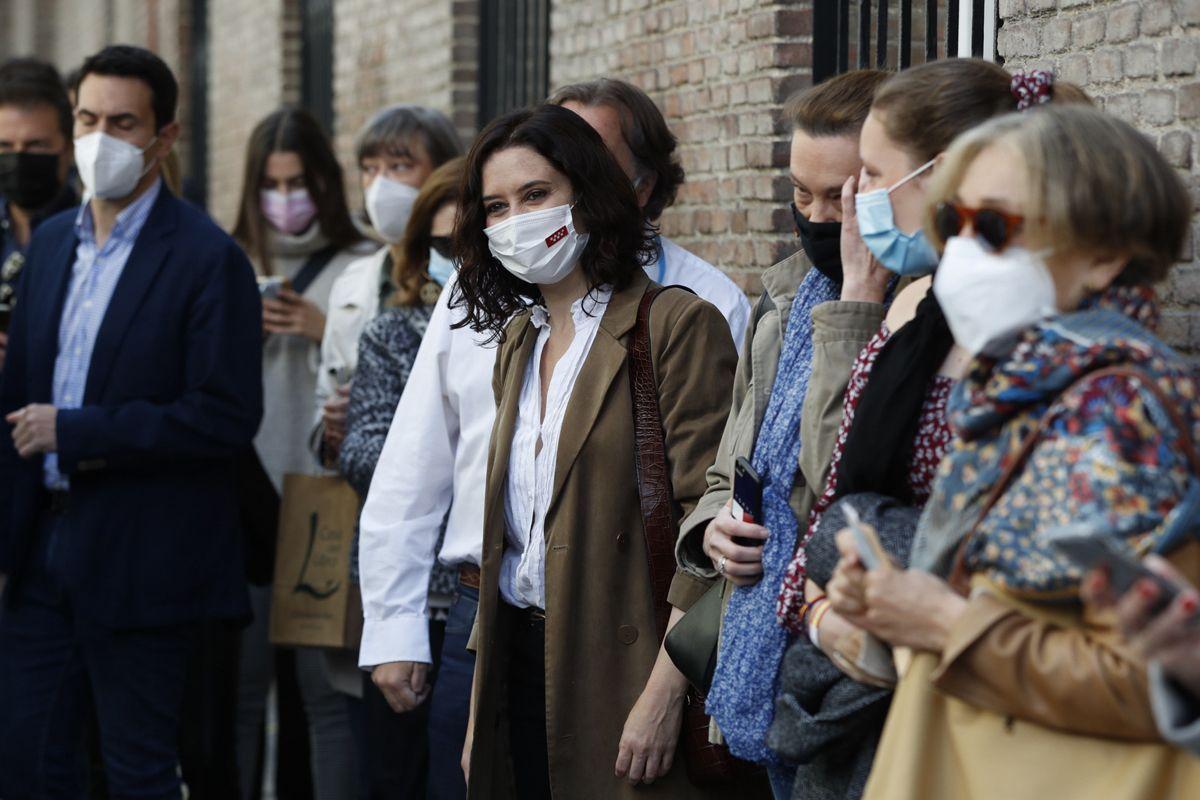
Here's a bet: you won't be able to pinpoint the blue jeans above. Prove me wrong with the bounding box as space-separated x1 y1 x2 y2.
0 512 196 799
427 580 478 800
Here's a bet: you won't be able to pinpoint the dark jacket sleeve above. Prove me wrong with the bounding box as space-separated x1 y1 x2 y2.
54 239 263 470
0 234 37 569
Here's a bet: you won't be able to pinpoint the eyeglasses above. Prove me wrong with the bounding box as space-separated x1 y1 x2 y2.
933 201 1026 253
429 236 453 259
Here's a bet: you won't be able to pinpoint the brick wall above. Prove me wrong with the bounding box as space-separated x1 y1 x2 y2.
207 0 298 228
999 0 1200 352
330 0 477 211
550 0 815 293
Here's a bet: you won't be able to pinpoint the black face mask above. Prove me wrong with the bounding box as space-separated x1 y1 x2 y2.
0 152 63 211
791 202 843 283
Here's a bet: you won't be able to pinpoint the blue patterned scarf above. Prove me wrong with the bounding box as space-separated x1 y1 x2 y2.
706 267 840 764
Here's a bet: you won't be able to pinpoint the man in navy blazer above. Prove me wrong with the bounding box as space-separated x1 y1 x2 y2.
0 46 262 797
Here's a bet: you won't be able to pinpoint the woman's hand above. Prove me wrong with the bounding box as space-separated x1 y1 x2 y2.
263 287 327 342
616 607 689 785
462 677 478 787
827 528 966 652
321 382 352 463
838 174 890 304
1083 556 1200 700
702 500 768 587
615 666 686 785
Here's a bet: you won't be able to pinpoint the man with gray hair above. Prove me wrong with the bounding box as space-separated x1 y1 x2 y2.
550 78 751 343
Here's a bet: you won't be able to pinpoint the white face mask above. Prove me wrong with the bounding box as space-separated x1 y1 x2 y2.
484 203 589 285
933 235 1059 357
75 131 157 200
365 175 420 244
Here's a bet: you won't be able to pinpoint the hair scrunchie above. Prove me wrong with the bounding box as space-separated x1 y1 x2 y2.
1011 69 1054 111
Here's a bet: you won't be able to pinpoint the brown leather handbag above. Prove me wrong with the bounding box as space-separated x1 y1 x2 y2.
627 286 760 785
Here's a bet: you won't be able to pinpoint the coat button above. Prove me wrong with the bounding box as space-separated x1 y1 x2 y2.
618 625 638 645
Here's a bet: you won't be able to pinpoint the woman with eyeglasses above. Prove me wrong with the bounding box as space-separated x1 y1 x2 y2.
827 104 1200 799
766 61 1087 800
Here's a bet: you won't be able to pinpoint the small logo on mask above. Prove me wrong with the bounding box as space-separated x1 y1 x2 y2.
545 226 569 247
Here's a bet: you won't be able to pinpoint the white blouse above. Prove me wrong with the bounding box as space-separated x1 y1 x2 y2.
501 287 613 609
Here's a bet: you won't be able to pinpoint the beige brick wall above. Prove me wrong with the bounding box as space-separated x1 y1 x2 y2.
550 1 814 293
999 0 1200 352
207 0 299 228
330 0 477 211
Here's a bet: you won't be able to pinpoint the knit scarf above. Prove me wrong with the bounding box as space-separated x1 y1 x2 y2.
706 267 839 764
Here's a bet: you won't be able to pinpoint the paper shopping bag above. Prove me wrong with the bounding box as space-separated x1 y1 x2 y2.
268 474 363 649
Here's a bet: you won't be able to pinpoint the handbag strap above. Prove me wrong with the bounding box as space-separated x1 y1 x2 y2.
629 285 690 640
291 243 341 296
947 364 1200 592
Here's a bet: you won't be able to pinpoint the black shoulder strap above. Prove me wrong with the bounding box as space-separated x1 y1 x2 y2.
291 243 341 296
754 290 776 328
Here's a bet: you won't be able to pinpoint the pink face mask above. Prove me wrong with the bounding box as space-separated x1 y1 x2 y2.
261 188 317 235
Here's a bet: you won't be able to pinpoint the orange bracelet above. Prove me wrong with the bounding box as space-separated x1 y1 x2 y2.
807 598 831 648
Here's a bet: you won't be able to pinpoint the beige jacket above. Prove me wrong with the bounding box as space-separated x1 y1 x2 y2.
676 249 885 578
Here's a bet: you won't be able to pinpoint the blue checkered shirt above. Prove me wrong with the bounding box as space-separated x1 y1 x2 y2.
44 179 162 489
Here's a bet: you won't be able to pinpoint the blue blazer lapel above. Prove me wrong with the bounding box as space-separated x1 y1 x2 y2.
84 190 178 403
29 231 79 402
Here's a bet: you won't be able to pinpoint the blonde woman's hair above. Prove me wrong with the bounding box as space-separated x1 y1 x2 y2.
926 104 1191 286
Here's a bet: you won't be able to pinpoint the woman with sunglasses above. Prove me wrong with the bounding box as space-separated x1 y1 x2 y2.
827 104 1200 799
336 156 464 796
454 105 738 800
767 62 1086 800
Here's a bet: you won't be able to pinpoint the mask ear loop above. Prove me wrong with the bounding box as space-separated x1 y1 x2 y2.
885 158 936 196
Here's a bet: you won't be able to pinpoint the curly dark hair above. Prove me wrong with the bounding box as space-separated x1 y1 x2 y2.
548 78 684 222
451 104 655 341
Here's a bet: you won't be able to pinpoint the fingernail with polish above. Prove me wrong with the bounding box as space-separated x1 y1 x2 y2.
1182 594 1198 614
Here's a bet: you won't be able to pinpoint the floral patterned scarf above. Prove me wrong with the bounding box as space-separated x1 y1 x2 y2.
909 285 1200 597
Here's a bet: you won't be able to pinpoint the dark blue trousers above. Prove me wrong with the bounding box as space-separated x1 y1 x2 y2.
427 581 478 800
0 512 196 799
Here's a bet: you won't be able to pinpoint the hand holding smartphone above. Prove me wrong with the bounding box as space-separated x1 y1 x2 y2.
1054 533 1186 618
730 457 766 547
843 504 892 571
258 276 289 301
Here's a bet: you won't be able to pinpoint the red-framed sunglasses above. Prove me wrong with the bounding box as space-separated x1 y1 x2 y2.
934 201 1026 253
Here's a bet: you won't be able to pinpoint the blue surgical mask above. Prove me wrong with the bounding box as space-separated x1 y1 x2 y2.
427 247 456 286
855 158 939 277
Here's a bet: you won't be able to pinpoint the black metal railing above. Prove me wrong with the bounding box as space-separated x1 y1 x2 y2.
478 0 551 127
813 0 995 83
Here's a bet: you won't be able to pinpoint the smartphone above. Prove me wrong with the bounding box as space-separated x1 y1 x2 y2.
843 503 891 571
258 275 287 300
730 457 763 547
1053 533 1180 616
0 303 10 334
732 457 762 523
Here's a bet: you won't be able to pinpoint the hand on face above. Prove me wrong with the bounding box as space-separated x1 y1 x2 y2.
838 173 890 303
